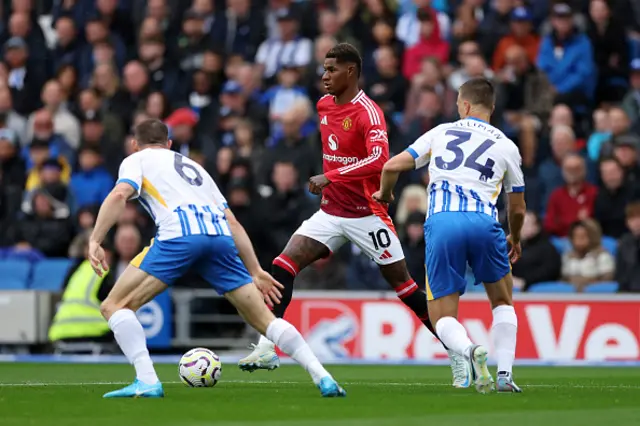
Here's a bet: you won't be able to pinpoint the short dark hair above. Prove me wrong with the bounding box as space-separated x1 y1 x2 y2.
325 43 362 77
134 119 169 146
458 78 495 110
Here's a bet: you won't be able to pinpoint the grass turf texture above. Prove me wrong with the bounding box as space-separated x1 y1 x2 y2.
0 364 638 425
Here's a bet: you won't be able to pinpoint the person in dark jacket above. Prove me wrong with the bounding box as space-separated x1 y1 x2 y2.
5 36 46 117
537 3 596 107
513 211 562 291
11 188 74 257
261 161 315 254
616 201 640 292
594 157 636 238
586 0 629 104
0 127 25 244
401 211 426 289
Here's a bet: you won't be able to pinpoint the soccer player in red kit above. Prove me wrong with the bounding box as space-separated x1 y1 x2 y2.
239 43 471 387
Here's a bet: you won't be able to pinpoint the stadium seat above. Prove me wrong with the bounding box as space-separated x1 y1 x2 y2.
30 259 73 292
584 281 619 293
0 259 31 289
550 237 570 254
601 236 618 256
527 282 576 293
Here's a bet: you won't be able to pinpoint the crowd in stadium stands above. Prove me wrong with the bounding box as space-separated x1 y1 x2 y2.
0 0 640 293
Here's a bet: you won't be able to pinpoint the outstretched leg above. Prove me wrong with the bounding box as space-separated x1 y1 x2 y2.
239 235 329 371
100 265 168 398
227 283 346 397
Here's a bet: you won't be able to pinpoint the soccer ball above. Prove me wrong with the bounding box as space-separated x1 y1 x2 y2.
178 347 222 387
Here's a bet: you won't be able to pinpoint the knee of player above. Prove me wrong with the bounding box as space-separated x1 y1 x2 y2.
100 300 117 320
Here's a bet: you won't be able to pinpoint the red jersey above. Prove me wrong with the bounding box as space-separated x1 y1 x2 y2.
318 90 390 218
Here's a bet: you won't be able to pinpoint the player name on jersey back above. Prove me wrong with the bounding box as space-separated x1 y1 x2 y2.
116 148 232 241
406 118 525 221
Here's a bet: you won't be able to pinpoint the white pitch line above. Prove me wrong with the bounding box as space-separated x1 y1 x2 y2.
0 380 639 390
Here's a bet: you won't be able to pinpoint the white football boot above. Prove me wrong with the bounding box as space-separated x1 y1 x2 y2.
496 371 522 393
469 345 495 394
238 340 280 372
448 349 473 388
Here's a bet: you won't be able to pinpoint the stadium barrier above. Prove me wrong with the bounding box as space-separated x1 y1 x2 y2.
1 290 639 366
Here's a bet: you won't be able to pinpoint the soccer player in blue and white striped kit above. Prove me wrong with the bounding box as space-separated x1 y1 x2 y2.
374 78 526 393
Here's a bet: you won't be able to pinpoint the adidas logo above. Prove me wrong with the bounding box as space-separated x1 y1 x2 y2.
321 116 328 125
379 250 392 260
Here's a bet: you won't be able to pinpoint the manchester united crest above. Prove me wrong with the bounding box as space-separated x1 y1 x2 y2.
342 117 352 131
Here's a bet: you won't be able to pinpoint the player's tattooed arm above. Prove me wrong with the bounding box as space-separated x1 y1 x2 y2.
373 151 416 204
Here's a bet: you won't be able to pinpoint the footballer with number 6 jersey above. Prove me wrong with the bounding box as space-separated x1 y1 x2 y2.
87 119 346 399
375 78 526 394
239 43 472 388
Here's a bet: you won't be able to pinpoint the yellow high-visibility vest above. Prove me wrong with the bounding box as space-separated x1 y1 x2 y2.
48 261 111 342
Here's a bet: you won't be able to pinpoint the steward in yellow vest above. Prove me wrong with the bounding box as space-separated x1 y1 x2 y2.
48 259 113 342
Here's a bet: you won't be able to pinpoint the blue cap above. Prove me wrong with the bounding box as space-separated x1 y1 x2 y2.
222 80 242 94
511 7 532 22
631 58 640 72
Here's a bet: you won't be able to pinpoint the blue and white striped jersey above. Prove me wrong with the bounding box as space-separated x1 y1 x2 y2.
117 148 231 241
406 118 525 220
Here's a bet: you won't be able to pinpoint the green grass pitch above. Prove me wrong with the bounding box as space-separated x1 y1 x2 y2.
0 363 638 425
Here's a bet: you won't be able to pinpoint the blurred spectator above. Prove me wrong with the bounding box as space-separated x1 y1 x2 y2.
622 59 640 127
222 0 265 59
233 119 264 178
262 161 314 253
477 0 514 60
448 53 493 92
77 88 125 148
402 8 449 79
537 124 576 213
52 15 81 73
395 184 427 231
24 139 71 192
6 10 48 70
11 187 73 257
497 44 553 167
616 202 640 292
262 103 319 186
70 146 114 210
512 211 561 291
164 107 202 157
594 157 636 238
492 7 540 71
139 36 182 104
369 18 404 74
113 223 142 279
261 66 309 125
307 35 337 99
317 9 359 51
405 87 445 146
255 9 312 81
562 219 615 292
0 128 25 239
397 0 450 47
599 107 633 159
587 0 629 104
401 211 426 289
177 9 213 73
96 0 135 49
0 84 27 144
537 3 595 108
119 61 151 126
367 46 406 116
5 36 46 116
56 64 80 111
612 133 640 188
24 108 74 172
144 91 171 121
586 108 611 161
545 154 598 237
26 80 81 149
78 17 126 86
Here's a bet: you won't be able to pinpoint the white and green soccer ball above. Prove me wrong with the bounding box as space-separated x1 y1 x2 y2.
178 347 222 387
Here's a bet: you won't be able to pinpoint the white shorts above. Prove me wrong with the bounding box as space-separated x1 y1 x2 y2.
294 210 405 265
